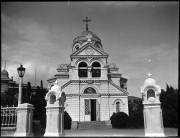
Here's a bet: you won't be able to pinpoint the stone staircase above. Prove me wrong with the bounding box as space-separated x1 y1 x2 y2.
78 121 108 129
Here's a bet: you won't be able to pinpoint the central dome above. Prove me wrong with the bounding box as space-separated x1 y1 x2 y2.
73 30 101 44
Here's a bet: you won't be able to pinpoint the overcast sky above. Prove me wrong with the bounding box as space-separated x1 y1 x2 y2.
1 2 178 97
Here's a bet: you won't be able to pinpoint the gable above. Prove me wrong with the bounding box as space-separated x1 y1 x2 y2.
71 43 108 57
77 46 103 56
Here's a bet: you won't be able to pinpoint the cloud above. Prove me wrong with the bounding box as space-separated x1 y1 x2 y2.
102 1 141 7
1 13 66 85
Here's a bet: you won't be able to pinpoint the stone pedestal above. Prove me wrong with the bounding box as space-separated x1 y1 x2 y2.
143 104 164 136
14 103 34 137
44 106 64 137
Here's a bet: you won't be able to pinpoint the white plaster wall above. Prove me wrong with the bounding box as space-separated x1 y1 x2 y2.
100 83 124 94
65 97 79 121
111 78 120 87
63 84 79 94
100 96 111 120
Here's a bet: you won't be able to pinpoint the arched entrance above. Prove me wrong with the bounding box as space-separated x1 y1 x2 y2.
84 87 97 121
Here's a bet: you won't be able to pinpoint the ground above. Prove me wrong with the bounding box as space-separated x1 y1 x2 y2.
64 128 178 137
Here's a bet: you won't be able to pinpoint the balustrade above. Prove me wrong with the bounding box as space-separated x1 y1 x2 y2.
1 106 17 128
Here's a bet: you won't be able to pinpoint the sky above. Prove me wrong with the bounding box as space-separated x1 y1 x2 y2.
1 2 179 97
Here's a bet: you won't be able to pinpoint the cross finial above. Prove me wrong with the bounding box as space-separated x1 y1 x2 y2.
83 17 91 31
147 72 152 77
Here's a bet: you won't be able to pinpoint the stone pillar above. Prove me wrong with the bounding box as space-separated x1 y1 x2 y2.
143 104 164 136
14 103 34 137
141 75 165 137
88 66 92 78
44 80 66 137
44 106 65 136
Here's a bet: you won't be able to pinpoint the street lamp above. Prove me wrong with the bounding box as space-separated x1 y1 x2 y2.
17 64 26 105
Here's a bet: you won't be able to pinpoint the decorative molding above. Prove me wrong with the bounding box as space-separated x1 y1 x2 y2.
46 106 64 109
143 103 161 106
144 85 157 92
65 93 127 97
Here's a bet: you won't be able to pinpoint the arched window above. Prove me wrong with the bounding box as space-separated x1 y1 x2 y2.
116 101 120 113
84 87 96 94
78 62 88 77
147 89 155 100
50 95 56 104
92 62 101 77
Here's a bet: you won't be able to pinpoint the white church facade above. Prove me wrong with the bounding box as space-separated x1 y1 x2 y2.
47 18 129 122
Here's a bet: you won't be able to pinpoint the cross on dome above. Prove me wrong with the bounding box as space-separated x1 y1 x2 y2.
147 72 152 77
83 17 91 31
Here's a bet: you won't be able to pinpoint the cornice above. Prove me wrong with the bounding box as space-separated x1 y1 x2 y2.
66 93 128 97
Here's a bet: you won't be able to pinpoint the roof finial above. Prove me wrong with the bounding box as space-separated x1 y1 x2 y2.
147 72 152 77
83 17 91 31
4 59 6 70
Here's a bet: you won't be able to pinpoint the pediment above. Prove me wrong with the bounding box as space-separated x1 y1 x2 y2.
71 43 108 56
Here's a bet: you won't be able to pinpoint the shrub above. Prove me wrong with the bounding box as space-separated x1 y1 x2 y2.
110 112 129 128
64 111 72 129
110 112 116 128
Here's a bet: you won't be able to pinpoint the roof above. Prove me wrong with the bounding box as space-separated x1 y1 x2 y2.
73 30 101 43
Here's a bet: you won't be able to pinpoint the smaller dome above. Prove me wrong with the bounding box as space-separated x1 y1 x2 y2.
144 78 156 85
1 69 9 79
50 85 61 93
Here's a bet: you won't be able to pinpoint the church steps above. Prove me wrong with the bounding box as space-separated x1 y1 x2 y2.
78 121 108 129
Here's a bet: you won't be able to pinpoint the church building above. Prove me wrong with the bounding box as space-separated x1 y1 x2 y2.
47 18 129 122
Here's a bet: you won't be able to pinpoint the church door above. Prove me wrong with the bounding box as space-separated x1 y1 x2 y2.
91 99 96 121
85 99 91 121
84 99 96 121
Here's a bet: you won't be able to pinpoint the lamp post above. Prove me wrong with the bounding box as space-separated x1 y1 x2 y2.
17 64 26 105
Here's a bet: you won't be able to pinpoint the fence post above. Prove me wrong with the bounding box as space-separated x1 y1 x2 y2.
14 103 34 136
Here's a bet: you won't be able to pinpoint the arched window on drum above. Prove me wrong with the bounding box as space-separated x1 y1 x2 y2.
92 62 101 77
78 62 88 77
116 101 120 113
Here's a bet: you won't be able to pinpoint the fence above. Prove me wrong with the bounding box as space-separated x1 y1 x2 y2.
1 106 17 128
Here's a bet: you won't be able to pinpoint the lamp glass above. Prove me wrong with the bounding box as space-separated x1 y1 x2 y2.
17 64 26 77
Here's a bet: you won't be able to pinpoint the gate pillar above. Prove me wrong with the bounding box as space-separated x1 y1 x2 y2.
44 80 66 137
141 73 164 137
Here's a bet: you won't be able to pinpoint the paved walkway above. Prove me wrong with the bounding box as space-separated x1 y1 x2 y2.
64 128 178 137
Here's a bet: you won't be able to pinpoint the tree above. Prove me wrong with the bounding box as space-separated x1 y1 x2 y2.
26 82 32 103
128 98 144 128
41 80 43 90
160 84 178 128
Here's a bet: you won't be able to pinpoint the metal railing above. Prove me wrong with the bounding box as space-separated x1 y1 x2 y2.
1 106 17 127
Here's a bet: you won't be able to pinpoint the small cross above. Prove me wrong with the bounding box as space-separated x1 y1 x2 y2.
147 72 152 77
83 17 91 31
86 34 92 42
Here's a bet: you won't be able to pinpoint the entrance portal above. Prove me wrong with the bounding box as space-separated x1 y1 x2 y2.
84 99 96 121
